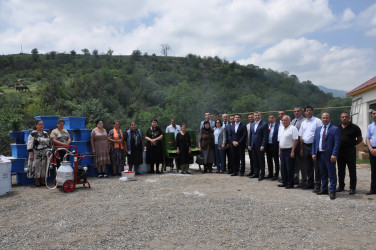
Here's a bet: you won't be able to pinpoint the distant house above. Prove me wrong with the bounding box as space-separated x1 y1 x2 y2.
347 75 376 140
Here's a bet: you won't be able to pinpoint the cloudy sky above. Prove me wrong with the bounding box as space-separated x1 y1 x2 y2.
0 0 375 91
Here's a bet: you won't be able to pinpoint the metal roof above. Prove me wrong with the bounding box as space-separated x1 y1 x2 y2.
347 75 376 97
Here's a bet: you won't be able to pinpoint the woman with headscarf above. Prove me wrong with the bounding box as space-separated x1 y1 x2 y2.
199 120 215 173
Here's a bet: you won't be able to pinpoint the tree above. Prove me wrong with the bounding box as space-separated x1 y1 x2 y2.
131 49 142 60
70 50 77 56
31 48 39 62
161 43 171 56
106 49 113 56
71 98 111 124
81 48 90 55
92 49 99 57
48 51 56 60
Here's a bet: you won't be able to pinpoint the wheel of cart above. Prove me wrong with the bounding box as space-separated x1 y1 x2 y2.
63 180 75 192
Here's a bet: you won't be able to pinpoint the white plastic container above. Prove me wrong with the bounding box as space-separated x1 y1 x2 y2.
56 161 74 186
121 171 135 180
0 156 12 196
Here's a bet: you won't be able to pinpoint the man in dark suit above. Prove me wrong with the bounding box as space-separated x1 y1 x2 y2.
222 113 230 172
265 114 280 180
312 113 341 200
226 115 235 174
248 111 268 180
246 113 255 176
228 114 247 176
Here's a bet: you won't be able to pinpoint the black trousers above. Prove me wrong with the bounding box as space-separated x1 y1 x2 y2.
337 147 357 190
225 147 232 172
370 149 376 192
248 149 254 175
302 143 320 188
252 146 265 177
231 145 245 174
266 143 280 177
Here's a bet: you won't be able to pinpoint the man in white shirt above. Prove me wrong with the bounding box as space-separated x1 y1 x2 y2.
278 115 299 189
298 106 323 191
166 118 181 137
366 108 376 195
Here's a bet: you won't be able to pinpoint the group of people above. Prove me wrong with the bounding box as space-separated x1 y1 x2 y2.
26 107 376 199
26 118 157 184
196 107 376 200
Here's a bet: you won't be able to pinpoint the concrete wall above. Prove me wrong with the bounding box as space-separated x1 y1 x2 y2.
351 88 376 142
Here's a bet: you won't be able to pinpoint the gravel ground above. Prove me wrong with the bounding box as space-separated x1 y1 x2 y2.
1 162 376 249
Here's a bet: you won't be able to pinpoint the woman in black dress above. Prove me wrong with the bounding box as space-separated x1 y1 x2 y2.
176 124 191 174
145 118 164 174
125 122 144 174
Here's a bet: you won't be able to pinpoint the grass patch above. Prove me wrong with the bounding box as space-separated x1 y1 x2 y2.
356 158 370 164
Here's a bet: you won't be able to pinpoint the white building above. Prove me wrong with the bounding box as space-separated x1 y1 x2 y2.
347 75 376 140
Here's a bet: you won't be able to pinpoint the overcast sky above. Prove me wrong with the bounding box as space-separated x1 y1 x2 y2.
1 0 375 91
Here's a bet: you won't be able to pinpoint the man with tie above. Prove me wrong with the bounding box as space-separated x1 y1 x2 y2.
298 106 323 191
246 113 255 176
265 114 280 180
291 107 306 186
366 108 376 195
337 112 362 195
226 115 235 174
228 114 247 176
248 111 268 180
312 113 341 200
200 112 215 130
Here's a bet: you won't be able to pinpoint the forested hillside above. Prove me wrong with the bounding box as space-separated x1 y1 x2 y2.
0 50 350 154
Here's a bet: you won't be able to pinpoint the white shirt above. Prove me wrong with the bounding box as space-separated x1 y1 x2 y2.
254 120 261 132
298 116 323 144
166 124 181 138
235 122 240 133
222 121 229 128
278 124 299 149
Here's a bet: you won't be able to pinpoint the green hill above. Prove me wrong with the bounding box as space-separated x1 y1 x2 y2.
0 51 350 155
